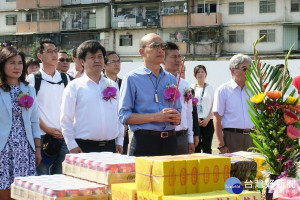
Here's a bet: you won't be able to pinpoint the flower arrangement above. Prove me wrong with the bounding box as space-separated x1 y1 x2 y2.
245 36 300 180
183 88 192 103
102 83 117 102
164 84 180 102
16 91 34 109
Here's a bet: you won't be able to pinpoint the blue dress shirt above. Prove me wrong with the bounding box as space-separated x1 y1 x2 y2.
118 65 182 132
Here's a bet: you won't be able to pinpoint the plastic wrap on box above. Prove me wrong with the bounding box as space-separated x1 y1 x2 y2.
11 174 109 200
111 183 136 200
137 191 162 200
63 152 135 185
135 154 231 195
221 153 257 181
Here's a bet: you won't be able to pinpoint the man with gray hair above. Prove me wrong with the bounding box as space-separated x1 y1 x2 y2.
212 54 254 153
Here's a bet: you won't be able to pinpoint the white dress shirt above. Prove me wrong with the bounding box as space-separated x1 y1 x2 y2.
60 74 124 151
175 78 194 143
27 69 69 135
212 79 254 129
190 83 214 119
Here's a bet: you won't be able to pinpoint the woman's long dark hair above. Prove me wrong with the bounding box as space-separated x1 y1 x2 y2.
0 47 28 92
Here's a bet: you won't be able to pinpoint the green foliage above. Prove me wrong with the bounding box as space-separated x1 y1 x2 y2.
30 42 38 60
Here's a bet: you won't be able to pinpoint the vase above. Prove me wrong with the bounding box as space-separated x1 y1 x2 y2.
265 174 279 200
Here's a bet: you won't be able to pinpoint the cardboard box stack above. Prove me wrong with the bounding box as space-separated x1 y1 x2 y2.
62 152 136 185
11 174 109 200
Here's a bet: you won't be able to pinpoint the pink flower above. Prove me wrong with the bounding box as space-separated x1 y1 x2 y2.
286 144 291 151
164 85 180 102
183 89 192 103
16 92 34 110
102 86 117 102
287 125 300 139
283 111 299 125
192 97 198 107
276 155 284 161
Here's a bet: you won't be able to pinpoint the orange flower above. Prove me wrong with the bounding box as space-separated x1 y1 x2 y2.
266 91 282 99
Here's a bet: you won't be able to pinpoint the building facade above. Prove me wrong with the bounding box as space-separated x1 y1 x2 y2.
0 0 299 60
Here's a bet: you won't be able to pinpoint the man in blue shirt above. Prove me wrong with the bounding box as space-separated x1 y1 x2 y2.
118 33 181 156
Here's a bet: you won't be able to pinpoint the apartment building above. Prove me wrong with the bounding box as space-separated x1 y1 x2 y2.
0 0 299 59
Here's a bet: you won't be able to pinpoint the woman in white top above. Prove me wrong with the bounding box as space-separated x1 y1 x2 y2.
190 65 214 154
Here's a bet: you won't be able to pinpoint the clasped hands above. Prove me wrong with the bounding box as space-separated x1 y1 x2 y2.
157 108 181 125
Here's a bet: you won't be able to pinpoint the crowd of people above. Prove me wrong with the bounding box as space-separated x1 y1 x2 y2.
0 33 299 199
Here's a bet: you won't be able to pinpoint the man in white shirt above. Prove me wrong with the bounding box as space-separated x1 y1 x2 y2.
212 54 254 153
27 39 70 175
60 40 124 154
163 42 194 154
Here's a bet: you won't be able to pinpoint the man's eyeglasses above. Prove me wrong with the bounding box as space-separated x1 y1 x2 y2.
145 42 167 50
107 60 120 64
43 49 58 54
58 58 70 63
236 67 248 72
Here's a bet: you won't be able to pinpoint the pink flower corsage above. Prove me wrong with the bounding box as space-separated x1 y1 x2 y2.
16 91 34 109
183 88 192 103
192 97 198 107
164 84 180 102
102 85 117 102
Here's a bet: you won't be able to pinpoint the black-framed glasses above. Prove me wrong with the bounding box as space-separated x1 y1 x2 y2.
58 58 70 63
43 49 58 54
145 42 167 50
107 60 120 64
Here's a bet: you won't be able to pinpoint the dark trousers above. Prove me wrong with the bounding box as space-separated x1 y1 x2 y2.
195 119 214 154
123 130 129 155
75 139 115 153
129 131 177 156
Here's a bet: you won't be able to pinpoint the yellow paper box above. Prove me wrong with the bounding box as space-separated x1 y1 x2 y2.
136 156 175 195
137 191 162 200
197 157 231 193
111 182 136 200
236 191 261 200
163 190 236 200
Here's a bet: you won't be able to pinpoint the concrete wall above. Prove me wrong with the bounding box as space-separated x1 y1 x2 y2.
1 0 16 11
222 24 283 53
96 6 110 29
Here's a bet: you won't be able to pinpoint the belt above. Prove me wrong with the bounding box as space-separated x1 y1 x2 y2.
76 139 115 147
223 128 251 135
135 129 176 138
176 129 188 136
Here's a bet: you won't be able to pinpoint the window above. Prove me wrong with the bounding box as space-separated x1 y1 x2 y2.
39 9 59 20
120 35 132 46
259 29 275 42
260 0 275 13
169 31 188 42
197 3 209 13
228 30 244 43
6 15 17 25
229 2 244 14
291 0 300 12
26 13 37 22
195 30 217 42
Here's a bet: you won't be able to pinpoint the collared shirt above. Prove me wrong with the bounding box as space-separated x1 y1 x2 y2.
27 69 69 135
175 78 194 143
60 74 124 150
212 79 253 129
118 65 182 132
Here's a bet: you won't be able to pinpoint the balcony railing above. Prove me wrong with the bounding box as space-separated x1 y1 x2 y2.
16 22 38 33
161 14 187 28
112 16 160 28
62 0 109 6
190 13 222 27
